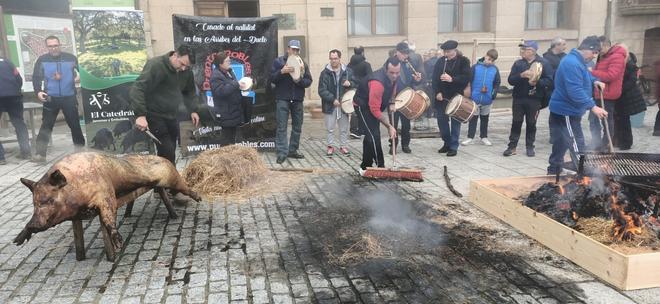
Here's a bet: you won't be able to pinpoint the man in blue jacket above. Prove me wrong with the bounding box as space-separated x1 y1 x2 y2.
547 36 608 175
270 40 313 164
31 36 85 162
0 57 31 164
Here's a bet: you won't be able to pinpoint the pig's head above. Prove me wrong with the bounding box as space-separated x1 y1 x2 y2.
14 169 74 245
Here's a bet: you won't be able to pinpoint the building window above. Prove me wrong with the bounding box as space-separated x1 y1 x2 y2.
526 0 566 29
348 0 401 36
438 0 485 33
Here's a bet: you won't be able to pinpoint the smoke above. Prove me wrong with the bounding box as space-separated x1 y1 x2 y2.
356 187 446 251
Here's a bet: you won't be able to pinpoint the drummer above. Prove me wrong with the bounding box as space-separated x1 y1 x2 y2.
503 40 553 158
318 49 357 156
388 41 423 155
431 40 472 157
354 57 402 174
270 39 313 164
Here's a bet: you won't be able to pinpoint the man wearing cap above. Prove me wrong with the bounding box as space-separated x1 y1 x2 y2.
432 40 471 156
270 40 313 164
503 40 553 157
547 36 607 175
387 41 423 155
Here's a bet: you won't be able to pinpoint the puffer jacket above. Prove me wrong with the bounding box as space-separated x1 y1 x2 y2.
0 57 22 97
318 64 356 114
470 58 501 105
591 44 628 100
210 68 243 127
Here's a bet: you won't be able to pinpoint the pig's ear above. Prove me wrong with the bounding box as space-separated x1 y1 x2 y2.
48 170 68 188
20 178 36 192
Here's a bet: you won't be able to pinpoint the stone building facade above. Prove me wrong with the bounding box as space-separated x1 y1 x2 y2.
137 0 659 99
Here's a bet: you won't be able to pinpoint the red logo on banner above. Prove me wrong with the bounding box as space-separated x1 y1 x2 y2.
202 51 252 91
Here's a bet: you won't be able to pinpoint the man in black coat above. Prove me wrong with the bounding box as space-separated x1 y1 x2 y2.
503 40 553 157
347 46 372 138
270 40 313 164
432 40 471 156
543 37 566 76
388 41 423 155
0 57 31 164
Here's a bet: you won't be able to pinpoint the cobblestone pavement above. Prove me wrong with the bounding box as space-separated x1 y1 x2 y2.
0 106 658 303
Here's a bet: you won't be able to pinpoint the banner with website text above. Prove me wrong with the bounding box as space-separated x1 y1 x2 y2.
172 15 277 155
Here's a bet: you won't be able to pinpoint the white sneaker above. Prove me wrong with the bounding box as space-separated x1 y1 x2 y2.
358 168 366 177
461 138 474 146
481 138 492 146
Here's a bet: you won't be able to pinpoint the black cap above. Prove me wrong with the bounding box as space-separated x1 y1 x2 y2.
578 36 602 52
396 42 410 54
440 40 458 50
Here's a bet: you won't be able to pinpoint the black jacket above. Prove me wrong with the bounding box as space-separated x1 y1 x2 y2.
508 55 553 100
210 68 243 127
318 64 357 114
347 54 372 84
0 57 22 97
617 53 646 116
270 54 312 101
542 49 565 75
432 54 471 100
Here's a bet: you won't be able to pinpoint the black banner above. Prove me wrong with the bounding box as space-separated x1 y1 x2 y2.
172 15 277 155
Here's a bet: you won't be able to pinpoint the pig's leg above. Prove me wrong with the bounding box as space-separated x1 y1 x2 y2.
98 201 122 253
165 176 202 202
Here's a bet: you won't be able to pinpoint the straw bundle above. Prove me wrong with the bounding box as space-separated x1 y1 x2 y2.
183 145 268 196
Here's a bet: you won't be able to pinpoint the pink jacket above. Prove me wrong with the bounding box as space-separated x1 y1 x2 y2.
591 44 628 101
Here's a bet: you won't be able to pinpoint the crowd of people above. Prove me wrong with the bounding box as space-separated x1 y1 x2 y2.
0 35 659 178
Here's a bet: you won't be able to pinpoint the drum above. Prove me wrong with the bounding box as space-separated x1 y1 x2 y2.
527 62 543 83
445 94 477 123
416 89 431 110
286 55 304 82
394 88 428 120
340 89 356 114
239 77 253 91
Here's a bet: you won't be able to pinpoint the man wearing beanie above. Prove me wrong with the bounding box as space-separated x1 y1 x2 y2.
547 36 608 175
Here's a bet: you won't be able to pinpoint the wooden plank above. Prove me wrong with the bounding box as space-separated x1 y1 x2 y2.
124 201 134 217
71 220 85 261
625 253 660 289
468 177 660 290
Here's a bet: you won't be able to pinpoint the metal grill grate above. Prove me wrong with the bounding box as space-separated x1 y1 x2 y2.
582 153 660 177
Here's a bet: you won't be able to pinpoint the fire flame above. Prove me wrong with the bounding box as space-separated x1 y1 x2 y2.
558 185 565 195
609 195 643 241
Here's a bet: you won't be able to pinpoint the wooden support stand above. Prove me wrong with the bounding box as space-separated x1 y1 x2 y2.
469 176 660 290
70 188 180 262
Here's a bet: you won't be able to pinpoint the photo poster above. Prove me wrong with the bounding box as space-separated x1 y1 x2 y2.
6 15 76 92
172 15 278 155
73 9 152 154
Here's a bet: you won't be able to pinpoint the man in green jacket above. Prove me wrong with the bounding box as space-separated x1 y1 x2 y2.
130 45 200 165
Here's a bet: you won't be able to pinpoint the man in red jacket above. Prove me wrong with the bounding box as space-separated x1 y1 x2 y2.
588 36 627 150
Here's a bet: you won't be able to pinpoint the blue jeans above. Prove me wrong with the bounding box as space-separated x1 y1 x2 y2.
275 99 303 157
0 96 31 160
547 113 586 174
588 99 615 150
435 101 462 150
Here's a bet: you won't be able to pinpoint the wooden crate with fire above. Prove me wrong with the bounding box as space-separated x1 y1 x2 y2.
469 175 660 290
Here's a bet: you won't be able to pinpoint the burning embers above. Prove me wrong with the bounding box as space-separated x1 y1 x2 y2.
524 175 660 243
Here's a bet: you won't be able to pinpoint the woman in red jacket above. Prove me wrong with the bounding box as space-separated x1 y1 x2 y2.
588 37 627 150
